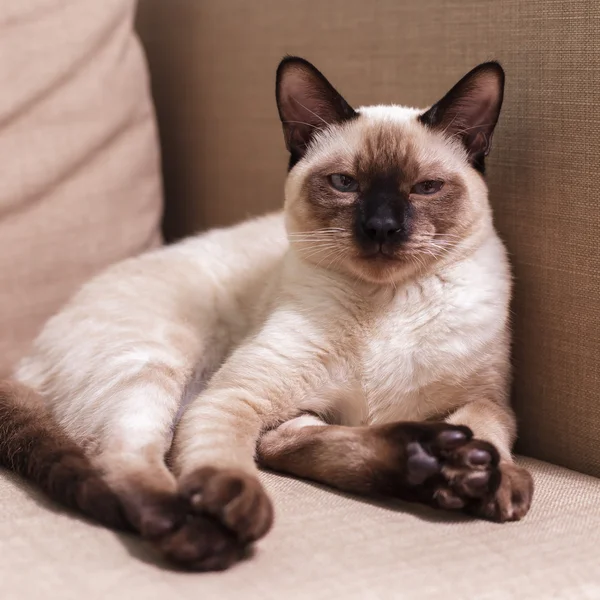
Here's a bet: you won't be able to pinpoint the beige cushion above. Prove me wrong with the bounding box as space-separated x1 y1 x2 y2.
136 0 600 478
1 457 598 599
0 0 163 377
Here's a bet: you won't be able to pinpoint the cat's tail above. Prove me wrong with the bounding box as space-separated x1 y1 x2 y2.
0 379 129 530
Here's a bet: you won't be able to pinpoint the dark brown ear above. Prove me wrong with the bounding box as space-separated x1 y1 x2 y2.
276 56 357 168
419 62 505 173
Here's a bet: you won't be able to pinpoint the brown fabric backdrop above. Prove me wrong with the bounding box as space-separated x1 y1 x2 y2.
136 0 600 477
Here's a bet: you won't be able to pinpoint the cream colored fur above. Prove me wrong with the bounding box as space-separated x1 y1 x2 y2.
14 104 515 504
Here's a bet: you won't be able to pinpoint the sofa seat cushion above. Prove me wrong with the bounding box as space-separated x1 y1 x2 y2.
0 457 598 599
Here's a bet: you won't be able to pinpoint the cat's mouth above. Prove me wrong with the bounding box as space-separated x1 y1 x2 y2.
360 245 399 261
353 243 428 279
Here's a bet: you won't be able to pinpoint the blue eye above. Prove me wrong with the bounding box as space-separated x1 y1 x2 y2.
329 173 359 192
411 180 444 195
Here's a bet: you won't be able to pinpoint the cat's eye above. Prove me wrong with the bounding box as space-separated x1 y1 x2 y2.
411 180 444 195
328 173 359 193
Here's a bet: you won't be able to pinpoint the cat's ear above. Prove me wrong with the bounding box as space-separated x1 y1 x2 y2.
276 57 357 165
419 62 505 172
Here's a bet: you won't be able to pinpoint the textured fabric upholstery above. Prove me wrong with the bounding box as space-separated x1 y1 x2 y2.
1 458 599 599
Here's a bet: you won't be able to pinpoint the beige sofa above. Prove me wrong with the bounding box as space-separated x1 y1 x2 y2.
1 1 599 598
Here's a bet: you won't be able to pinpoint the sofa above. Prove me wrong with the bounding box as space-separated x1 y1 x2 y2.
1 1 599 598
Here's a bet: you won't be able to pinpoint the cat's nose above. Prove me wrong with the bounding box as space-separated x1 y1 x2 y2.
362 215 402 243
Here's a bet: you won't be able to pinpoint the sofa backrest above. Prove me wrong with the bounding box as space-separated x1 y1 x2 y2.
137 0 600 477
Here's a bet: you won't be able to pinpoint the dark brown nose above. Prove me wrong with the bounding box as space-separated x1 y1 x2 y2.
362 215 403 243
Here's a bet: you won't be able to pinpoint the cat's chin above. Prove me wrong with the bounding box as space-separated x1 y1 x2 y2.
347 254 417 286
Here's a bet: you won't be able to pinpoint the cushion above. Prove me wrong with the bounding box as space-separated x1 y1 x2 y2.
0 0 163 376
1 457 598 598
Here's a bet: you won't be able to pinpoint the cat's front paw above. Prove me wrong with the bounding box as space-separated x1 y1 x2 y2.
404 427 534 522
469 462 534 522
179 467 274 543
378 422 503 511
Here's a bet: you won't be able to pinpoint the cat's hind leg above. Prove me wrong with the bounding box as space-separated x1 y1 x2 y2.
84 369 245 571
10 359 244 570
89 371 186 539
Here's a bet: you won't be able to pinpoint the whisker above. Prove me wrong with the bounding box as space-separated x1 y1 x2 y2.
409 234 462 243
288 233 350 239
300 245 342 262
288 227 348 236
290 242 344 252
300 243 339 255
315 247 343 270
292 240 340 248
290 227 349 233
407 254 427 274
288 237 347 243
431 232 462 239
324 248 347 272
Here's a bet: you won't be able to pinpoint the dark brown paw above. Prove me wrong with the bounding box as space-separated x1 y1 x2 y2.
378 422 501 511
116 469 270 571
431 437 502 510
179 467 274 543
156 514 246 571
126 493 187 540
470 462 534 522
126 491 247 571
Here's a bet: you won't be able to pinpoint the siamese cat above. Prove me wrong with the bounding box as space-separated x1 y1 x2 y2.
0 57 533 571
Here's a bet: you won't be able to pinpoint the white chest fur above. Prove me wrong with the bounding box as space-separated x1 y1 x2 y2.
281 236 509 428
360 239 510 425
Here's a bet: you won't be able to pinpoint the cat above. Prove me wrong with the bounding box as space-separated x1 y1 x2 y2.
0 56 533 571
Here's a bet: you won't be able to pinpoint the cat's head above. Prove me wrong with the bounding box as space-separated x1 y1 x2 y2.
276 57 504 284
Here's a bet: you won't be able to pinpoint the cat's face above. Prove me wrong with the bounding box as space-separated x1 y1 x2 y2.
276 58 504 284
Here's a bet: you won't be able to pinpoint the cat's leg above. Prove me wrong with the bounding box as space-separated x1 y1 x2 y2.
446 399 533 522
15 360 247 571
8 214 288 570
169 381 283 552
258 416 501 510
86 371 246 571
258 402 532 523
14 274 247 568
88 371 186 538
0 374 204 549
167 315 352 560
